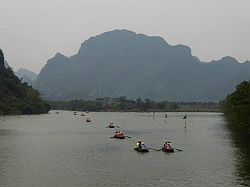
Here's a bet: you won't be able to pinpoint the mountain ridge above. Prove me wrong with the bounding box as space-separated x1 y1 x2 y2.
34 30 250 101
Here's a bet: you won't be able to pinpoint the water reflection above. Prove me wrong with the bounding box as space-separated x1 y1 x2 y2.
227 121 250 186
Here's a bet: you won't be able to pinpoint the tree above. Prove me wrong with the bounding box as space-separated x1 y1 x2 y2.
223 80 250 133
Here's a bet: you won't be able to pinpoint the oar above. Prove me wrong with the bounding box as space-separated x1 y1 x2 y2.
174 148 183 151
148 147 161 151
125 135 132 138
115 126 120 128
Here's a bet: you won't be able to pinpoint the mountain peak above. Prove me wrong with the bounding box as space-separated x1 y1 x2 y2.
47 52 68 65
220 56 238 63
78 29 169 55
16 68 37 80
16 68 38 85
54 52 67 59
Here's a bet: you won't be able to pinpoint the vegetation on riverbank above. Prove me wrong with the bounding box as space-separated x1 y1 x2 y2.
223 80 250 134
0 49 50 115
48 97 220 112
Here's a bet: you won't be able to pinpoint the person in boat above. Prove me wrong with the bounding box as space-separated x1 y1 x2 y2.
164 141 172 149
119 131 124 136
115 131 123 136
136 141 142 149
141 142 147 150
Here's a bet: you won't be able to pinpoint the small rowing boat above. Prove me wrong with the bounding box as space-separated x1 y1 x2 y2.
113 131 125 139
134 141 149 152
162 147 174 153
134 147 149 152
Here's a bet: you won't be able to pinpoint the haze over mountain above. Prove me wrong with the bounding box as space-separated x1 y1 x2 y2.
15 68 38 85
35 30 250 102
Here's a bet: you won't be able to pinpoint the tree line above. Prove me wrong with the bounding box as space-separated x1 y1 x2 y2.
48 97 219 112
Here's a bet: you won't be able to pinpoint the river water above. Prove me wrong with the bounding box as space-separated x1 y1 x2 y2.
0 111 249 186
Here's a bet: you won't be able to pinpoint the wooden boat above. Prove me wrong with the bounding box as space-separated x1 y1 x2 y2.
107 124 115 128
162 147 174 153
113 134 125 139
134 147 149 152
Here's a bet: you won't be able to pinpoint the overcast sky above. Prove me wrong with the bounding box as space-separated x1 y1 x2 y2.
1 0 250 73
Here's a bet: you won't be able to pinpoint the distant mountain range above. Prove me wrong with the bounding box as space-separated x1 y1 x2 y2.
34 30 250 101
15 68 38 85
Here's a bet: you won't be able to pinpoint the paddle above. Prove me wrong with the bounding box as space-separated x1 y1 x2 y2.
174 148 183 151
115 126 120 128
110 136 131 139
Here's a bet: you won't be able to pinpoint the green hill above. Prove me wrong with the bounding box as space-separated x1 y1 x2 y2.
0 49 50 115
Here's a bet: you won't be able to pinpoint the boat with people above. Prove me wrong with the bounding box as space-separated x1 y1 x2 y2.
86 117 91 122
113 131 125 139
162 141 174 153
107 122 115 128
134 141 149 152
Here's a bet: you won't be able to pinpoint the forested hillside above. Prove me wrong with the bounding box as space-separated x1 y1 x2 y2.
0 49 50 115
223 80 250 134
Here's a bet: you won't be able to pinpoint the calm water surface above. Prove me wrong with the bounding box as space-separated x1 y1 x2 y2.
0 111 249 186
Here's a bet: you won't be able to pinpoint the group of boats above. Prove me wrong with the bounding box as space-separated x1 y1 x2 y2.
133 140 175 153
71 111 180 153
108 123 176 153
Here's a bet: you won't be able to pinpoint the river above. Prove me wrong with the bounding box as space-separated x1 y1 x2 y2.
0 111 249 186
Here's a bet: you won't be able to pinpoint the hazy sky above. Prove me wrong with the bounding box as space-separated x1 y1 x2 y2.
1 0 250 73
